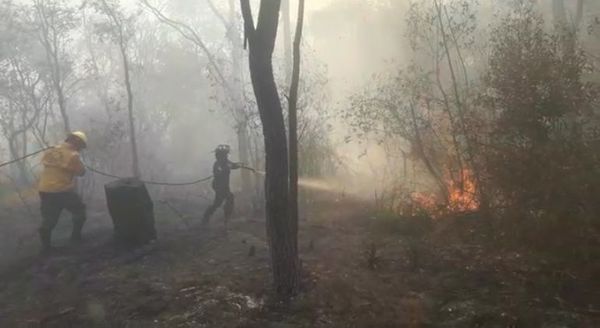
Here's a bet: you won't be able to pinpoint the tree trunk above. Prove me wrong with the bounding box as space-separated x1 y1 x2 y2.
120 41 141 178
8 137 29 184
288 0 305 247
100 0 141 178
241 0 299 297
52 59 70 133
434 0 487 206
282 0 293 85
52 57 70 134
408 102 450 202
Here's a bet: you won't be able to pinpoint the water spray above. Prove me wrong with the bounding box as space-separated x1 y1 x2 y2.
241 166 346 194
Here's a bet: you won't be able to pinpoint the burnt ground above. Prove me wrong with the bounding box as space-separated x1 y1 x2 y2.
0 193 599 328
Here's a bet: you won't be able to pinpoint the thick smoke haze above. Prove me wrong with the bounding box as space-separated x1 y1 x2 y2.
1 1 599 326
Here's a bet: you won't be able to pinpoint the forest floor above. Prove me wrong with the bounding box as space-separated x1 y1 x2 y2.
0 191 599 328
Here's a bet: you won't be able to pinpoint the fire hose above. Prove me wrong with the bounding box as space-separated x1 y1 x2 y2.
0 147 50 169
1 148 262 246
0 147 258 187
84 164 258 186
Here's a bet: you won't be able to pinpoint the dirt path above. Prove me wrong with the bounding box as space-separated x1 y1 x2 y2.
0 195 598 327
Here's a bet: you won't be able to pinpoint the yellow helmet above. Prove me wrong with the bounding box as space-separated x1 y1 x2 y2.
68 131 88 148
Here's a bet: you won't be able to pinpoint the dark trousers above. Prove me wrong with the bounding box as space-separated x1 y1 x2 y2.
39 191 86 248
202 189 234 225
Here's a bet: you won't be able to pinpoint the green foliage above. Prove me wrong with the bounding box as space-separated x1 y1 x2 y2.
346 1 600 252
482 5 600 228
345 0 483 205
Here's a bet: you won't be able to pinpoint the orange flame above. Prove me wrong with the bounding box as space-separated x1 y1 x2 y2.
410 192 439 211
448 170 479 212
411 169 479 217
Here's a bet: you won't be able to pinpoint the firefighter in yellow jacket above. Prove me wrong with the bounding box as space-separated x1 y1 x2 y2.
38 131 88 252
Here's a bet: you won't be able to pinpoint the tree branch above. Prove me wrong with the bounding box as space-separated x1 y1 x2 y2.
240 0 254 49
141 0 228 88
206 0 228 28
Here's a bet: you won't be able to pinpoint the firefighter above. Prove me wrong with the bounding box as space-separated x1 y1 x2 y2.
202 145 242 227
38 131 87 252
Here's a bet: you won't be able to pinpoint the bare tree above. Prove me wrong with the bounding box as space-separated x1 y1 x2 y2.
0 6 50 183
432 0 481 194
240 0 299 296
142 0 254 195
0 66 47 182
92 0 141 178
33 0 75 133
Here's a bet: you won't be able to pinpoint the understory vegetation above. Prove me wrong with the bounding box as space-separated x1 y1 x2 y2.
0 0 599 326
345 1 600 262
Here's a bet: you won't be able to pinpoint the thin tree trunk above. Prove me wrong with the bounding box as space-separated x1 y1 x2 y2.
443 6 469 91
434 0 486 206
35 0 71 133
84 9 112 118
120 42 140 178
99 0 141 178
241 0 299 297
7 137 29 185
408 102 449 202
288 0 305 249
433 0 469 153
282 0 293 85
52 55 70 134
228 0 252 196
434 66 463 188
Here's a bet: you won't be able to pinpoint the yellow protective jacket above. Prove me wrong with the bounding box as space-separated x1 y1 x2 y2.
38 143 85 193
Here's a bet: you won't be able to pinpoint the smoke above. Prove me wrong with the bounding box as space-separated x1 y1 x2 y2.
301 0 413 197
0 0 498 203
